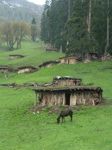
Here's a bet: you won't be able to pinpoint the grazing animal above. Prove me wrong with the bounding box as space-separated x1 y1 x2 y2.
57 110 73 124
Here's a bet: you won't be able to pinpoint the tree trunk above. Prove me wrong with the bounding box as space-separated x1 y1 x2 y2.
66 0 71 53
68 0 71 19
87 0 92 34
16 42 21 49
59 45 62 53
104 0 109 56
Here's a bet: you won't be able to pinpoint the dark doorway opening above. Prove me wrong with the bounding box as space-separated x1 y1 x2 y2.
65 93 70 105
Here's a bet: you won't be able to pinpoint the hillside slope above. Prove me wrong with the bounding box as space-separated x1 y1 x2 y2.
0 0 44 24
0 42 112 102
0 41 112 150
0 42 64 68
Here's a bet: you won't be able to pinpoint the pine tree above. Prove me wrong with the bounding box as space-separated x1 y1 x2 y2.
31 18 37 42
40 0 112 56
41 0 50 43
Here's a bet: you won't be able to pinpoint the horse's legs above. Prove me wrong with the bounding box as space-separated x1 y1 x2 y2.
62 117 65 123
70 115 72 122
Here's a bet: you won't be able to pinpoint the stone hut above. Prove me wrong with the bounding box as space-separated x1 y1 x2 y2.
52 76 82 86
33 86 103 106
39 60 60 69
9 54 25 60
18 66 37 73
59 54 77 64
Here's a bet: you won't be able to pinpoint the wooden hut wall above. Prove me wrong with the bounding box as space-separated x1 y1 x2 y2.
0 68 9 73
64 59 68 64
45 63 54 68
60 57 77 64
40 62 59 69
10 56 19 59
70 93 77 105
46 49 58 53
70 91 102 106
38 90 102 106
68 58 77 64
40 92 65 105
9 55 24 60
60 58 65 64
18 68 31 73
57 80 68 86
54 79 81 86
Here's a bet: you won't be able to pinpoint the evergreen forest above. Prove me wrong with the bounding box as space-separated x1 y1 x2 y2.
41 0 112 58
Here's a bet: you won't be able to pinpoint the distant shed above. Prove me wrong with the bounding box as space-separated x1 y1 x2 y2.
18 66 37 73
46 48 58 53
9 54 25 60
59 54 77 64
39 60 60 69
0 65 11 73
52 76 82 86
33 86 103 106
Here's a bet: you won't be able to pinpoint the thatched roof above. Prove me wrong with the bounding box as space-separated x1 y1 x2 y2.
33 86 103 92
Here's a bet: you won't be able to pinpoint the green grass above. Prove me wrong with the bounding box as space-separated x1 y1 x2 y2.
0 86 112 150
0 41 112 150
1 61 112 102
0 41 64 68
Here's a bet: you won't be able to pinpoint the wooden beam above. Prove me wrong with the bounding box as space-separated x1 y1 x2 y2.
34 92 37 106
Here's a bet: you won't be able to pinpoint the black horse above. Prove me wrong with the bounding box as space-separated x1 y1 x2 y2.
57 110 73 123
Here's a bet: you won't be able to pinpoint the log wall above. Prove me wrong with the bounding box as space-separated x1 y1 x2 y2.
53 79 81 86
59 57 77 64
0 69 9 73
18 68 34 73
38 90 102 106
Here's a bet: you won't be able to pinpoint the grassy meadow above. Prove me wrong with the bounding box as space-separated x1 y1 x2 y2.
0 41 112 150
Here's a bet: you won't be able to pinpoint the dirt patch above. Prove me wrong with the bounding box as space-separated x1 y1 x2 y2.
28 105 82 114
28 102 110 114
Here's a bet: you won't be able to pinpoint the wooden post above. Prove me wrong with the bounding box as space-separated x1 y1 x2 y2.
34 92 37 106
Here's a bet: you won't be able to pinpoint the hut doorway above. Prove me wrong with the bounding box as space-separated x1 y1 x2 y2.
65 93 70 105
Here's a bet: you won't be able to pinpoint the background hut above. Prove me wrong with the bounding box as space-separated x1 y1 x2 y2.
52 76 82 86
9 54 25 60
0 65 12 73
59 54 77 64
39 60 60 69
18 66 37 73
33 86 103 106
46 48 58 53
